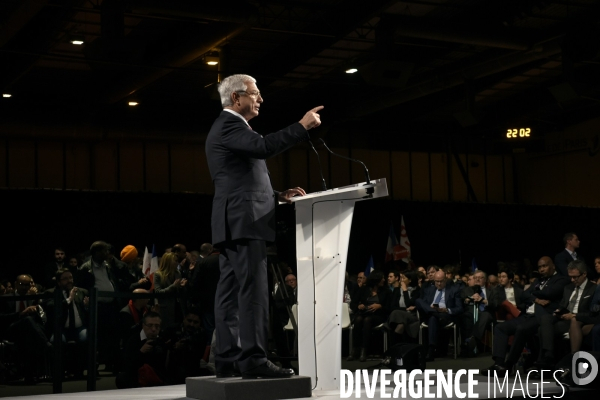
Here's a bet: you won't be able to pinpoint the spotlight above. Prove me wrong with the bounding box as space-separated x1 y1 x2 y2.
345 68 358 74
2 94 11 98
128 102 138 106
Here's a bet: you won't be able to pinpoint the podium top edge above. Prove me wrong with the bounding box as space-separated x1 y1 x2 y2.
288 178 388 203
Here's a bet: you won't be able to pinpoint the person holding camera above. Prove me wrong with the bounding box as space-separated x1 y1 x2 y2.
116 311 168 388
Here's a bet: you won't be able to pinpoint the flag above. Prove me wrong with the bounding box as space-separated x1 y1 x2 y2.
143 246 151 276
365 256 375 277
471 257 478 273
385 223 401 263
143 245 159 277
398 216 411 262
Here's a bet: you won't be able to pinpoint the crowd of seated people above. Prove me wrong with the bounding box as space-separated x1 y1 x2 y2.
342 232 600 374
2 231 599 385
0 240 239 387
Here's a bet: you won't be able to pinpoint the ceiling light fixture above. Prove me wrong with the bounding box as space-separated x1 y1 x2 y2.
204 51 219 66
70 33 85 45
2 94 11 98
128 101 138 106
346 68 358 74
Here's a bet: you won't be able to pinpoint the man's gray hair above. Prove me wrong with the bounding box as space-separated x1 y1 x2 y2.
475 269 487 281
218 74 256 107
567 259 587 275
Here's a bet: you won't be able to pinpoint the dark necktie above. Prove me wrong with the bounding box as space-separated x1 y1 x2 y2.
479 290 486 311
19 300 25 312
67 292 76 329
568 286 580 313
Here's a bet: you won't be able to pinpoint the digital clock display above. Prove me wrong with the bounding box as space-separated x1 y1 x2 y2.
507 128 531 138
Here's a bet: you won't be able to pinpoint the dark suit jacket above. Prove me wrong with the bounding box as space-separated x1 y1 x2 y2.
461 285 494 314
43 287 89 330
558 280 597 317
417 284 463 316
554 249 579 276
390 286 420 311
205 111 309 245
350 286 392 318
521 273 570 316
488 285 525 312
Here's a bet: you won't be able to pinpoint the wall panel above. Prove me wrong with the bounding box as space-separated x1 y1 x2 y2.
65 143 90 189
8 141 35 188
411 152 430 201
93 142 118 191
145 143 169 192
119 142 144 191
430 153 448 201
391 151 410 200
38 142 63 189
171 144 202 192
450 154 468 202
0 141 6 187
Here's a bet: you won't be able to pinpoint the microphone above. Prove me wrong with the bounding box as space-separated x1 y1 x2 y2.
319 138 371 185
308 140 327 191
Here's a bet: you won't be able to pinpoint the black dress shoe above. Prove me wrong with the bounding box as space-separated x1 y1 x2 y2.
216 362 241 378
242 361 294 379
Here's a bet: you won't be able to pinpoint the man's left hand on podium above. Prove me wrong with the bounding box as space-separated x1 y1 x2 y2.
278 187 306 203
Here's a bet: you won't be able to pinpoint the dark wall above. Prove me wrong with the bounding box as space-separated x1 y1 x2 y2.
3 189 599 285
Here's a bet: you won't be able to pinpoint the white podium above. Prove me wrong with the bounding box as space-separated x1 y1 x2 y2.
290 178 388 393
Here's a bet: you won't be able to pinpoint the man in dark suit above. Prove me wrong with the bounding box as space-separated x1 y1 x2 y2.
554 232 581 276
488 270 524 320
536 260 596 367
460 270 494 356
205 74 322 379
43 268 89 343
490 257 569 373
416 270 463 361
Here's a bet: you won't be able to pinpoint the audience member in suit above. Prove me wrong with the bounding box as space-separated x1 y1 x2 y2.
118 289 158 346
554 232 581 277
490 257 569 373
162 307 210 383
351 272 366 303
420 265 440 295
116 311 168 388
488 270 524 321
348 271 391 362
416 270 463 361
387 271 420 345
43 268 89 343
1 274 52 383
536 260 596 367
206 74 322 379
460 270 494 356
569 283 600 352
43 247 67 289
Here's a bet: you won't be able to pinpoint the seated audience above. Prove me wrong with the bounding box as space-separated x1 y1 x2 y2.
490 257 568 374
162 307 210 382
43 247 67 289
347 271 390 362
569 282 600 352
416 270 463 361
535 260 596 369
44 268 89 343
461 270 494 356
387 271 420 345
489 270 523 321
119 289 158 346
116 311 168 388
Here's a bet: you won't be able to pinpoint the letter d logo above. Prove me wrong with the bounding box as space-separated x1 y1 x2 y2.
572 351 599 385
